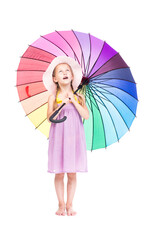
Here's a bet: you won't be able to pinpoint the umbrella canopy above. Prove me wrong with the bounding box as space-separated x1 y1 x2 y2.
17 30 138 150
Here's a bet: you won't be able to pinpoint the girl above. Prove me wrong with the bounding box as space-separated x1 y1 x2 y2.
43 56 89 216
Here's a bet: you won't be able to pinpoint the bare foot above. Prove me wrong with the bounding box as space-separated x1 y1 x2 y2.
66 205 77 216
55 205 66 216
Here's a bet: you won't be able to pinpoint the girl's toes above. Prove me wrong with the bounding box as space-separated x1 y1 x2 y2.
66 207 76 216
55 207 66 216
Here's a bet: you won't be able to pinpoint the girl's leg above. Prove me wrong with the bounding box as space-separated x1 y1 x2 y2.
54 173 65 216
66 173 77 216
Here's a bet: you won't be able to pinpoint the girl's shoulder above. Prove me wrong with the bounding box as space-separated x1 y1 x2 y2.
78 92 85 97
76 93 86 106
77 93 85 101
48 94 56 103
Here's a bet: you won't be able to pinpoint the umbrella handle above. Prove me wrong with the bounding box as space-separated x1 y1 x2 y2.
49 103 67 123
50 116 67 123
49 84 83 124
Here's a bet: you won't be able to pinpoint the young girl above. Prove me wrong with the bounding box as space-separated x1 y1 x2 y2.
43 56 89 216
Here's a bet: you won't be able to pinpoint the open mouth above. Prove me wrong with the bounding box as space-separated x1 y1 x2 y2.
63 76 68 80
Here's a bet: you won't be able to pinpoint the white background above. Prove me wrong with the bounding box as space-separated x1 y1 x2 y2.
1 0 160 239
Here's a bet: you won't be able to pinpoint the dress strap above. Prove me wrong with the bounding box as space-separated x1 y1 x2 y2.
56 90 80 104
56 90 62 104
74 94 80 104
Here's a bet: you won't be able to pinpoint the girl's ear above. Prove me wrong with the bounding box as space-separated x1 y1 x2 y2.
53 76 57 83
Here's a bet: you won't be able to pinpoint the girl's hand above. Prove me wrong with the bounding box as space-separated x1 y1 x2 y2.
67 92 75 103
62 97 70 104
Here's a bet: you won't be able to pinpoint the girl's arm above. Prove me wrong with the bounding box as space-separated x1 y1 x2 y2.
68 93 89 120
47 95 69 122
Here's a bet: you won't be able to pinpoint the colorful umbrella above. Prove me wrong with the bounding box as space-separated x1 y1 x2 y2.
17 30 138 150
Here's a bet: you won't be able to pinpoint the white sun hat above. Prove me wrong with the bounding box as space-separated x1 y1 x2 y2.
43 56 83 96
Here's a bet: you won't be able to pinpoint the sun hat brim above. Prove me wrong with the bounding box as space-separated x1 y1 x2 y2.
43 56 83 96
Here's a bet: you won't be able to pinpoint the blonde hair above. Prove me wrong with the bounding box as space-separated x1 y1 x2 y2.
52 63 74 78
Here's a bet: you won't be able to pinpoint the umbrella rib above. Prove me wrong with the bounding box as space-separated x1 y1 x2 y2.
16 80 43 87
89 81 138 101
88 87 107 148
56 30 81 65
35 117 48 130
28 45 57 58
90 85 131 130
87 33 92 76
84 86 91 109
17 69 45 72
19 90 48 103
20 56 51 64
86 90 109 107
26 102 48 116
89 67 132 83
85 87 96 111
85 87 94 151
90 76 135 84
89 86 119 142
85 89 106 110
85 96 92 112
90 84 137 116
72 30 86 74
90 79 127 85
41 35 69 56
88 52 123 79
87 41 105 77
85 33 91 77
85 93 93 113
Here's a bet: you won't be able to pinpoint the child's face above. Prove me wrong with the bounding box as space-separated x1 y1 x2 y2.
53 63 73 86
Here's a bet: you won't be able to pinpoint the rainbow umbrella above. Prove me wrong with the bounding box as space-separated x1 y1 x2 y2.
17 30 138 150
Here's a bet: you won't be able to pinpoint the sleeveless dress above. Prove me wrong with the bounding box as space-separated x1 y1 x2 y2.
48 92 88 174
